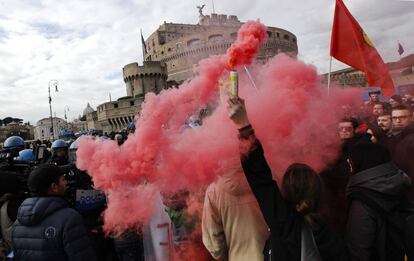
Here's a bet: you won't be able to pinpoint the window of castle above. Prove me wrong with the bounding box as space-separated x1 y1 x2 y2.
284 34 290 40
130 101 135 106
114 103 118 109
187 38 200 47
208 34 224 42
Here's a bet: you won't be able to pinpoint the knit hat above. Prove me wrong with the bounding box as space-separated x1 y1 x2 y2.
28 164 64 196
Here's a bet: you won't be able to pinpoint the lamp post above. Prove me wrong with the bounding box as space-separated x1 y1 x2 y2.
64 105 70 128
48 80 59 141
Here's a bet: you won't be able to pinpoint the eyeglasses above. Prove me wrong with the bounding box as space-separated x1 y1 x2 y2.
392 116 410 121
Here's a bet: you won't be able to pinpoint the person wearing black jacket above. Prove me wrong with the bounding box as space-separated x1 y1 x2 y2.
346 142 413 261
12 164 96 261
227 97 349 261
319 118 371 236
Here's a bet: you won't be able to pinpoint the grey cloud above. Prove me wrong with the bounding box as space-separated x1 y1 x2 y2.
0 0 413 122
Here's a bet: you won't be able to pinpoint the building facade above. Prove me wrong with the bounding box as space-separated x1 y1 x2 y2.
85 13 299 133
69 119 88 133
123 61 168 98
0 123 34 143
144 13 298 82
323 53 414 93
34 117 67 141
85 61 167 133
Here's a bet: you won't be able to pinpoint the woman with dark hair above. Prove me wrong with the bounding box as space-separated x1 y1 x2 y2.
227 98 349 261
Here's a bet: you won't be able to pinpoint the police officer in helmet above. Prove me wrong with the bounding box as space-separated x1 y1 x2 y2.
2 136 25 159
49 139 69 166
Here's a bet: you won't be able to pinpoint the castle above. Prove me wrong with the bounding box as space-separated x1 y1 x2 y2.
84 12 298 133
144 13 298 82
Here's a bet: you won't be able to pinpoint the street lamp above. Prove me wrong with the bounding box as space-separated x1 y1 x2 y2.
48 79 59 141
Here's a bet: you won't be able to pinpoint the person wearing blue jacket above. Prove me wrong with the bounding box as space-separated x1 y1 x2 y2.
12 164 96 261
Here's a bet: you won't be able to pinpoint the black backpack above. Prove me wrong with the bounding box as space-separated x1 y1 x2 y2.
349 191 414 261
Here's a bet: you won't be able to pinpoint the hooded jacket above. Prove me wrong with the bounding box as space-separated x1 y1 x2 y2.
12 197 96 261
346 162 412 261
319 133 372 236
202 170 269 261
389 123 414 200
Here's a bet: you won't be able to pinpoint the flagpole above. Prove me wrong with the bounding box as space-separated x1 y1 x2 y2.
140 28 146 62
327 56 333 96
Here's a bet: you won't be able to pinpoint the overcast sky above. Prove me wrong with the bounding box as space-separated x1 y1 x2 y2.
0 0 413 123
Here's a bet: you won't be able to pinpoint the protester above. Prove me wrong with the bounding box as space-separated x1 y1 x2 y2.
367 112 392 145
389 94 403 108
227 97 349 261
365 90 380 107
377 113 393 134
115 134 124 146
403 93 414 108
202 162 268 261
346 142 414 261
112 136 144 261
319 117 370 236
389 104 414 199
12 164 96 261
372 102 385 118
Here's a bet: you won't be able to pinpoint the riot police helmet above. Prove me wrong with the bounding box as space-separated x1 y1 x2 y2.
4 136 25 150
16 149 35 161
51 139 68 150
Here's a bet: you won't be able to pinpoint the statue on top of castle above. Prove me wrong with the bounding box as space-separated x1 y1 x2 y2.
196 4 206 16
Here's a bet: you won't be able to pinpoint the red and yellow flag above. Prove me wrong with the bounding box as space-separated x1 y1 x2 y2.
330 0 394 96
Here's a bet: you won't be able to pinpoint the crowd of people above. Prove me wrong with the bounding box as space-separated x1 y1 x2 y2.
0 90 414 261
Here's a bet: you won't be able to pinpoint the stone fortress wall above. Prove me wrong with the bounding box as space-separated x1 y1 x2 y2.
144 14 298 82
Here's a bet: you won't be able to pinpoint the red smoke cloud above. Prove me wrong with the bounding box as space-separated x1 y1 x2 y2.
227 21 268 69
76 20 362 238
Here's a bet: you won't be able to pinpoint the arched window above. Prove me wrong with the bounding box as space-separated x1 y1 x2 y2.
208 34 224 42
187 38 200 47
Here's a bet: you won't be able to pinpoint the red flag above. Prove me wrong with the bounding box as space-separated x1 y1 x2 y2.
330 0 394 97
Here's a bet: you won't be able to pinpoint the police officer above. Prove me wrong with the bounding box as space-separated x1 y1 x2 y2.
65 138 116 260
2 136 25 159
49 139 69 166
127 122 136 134
1 138 32 258
15 149 35 162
